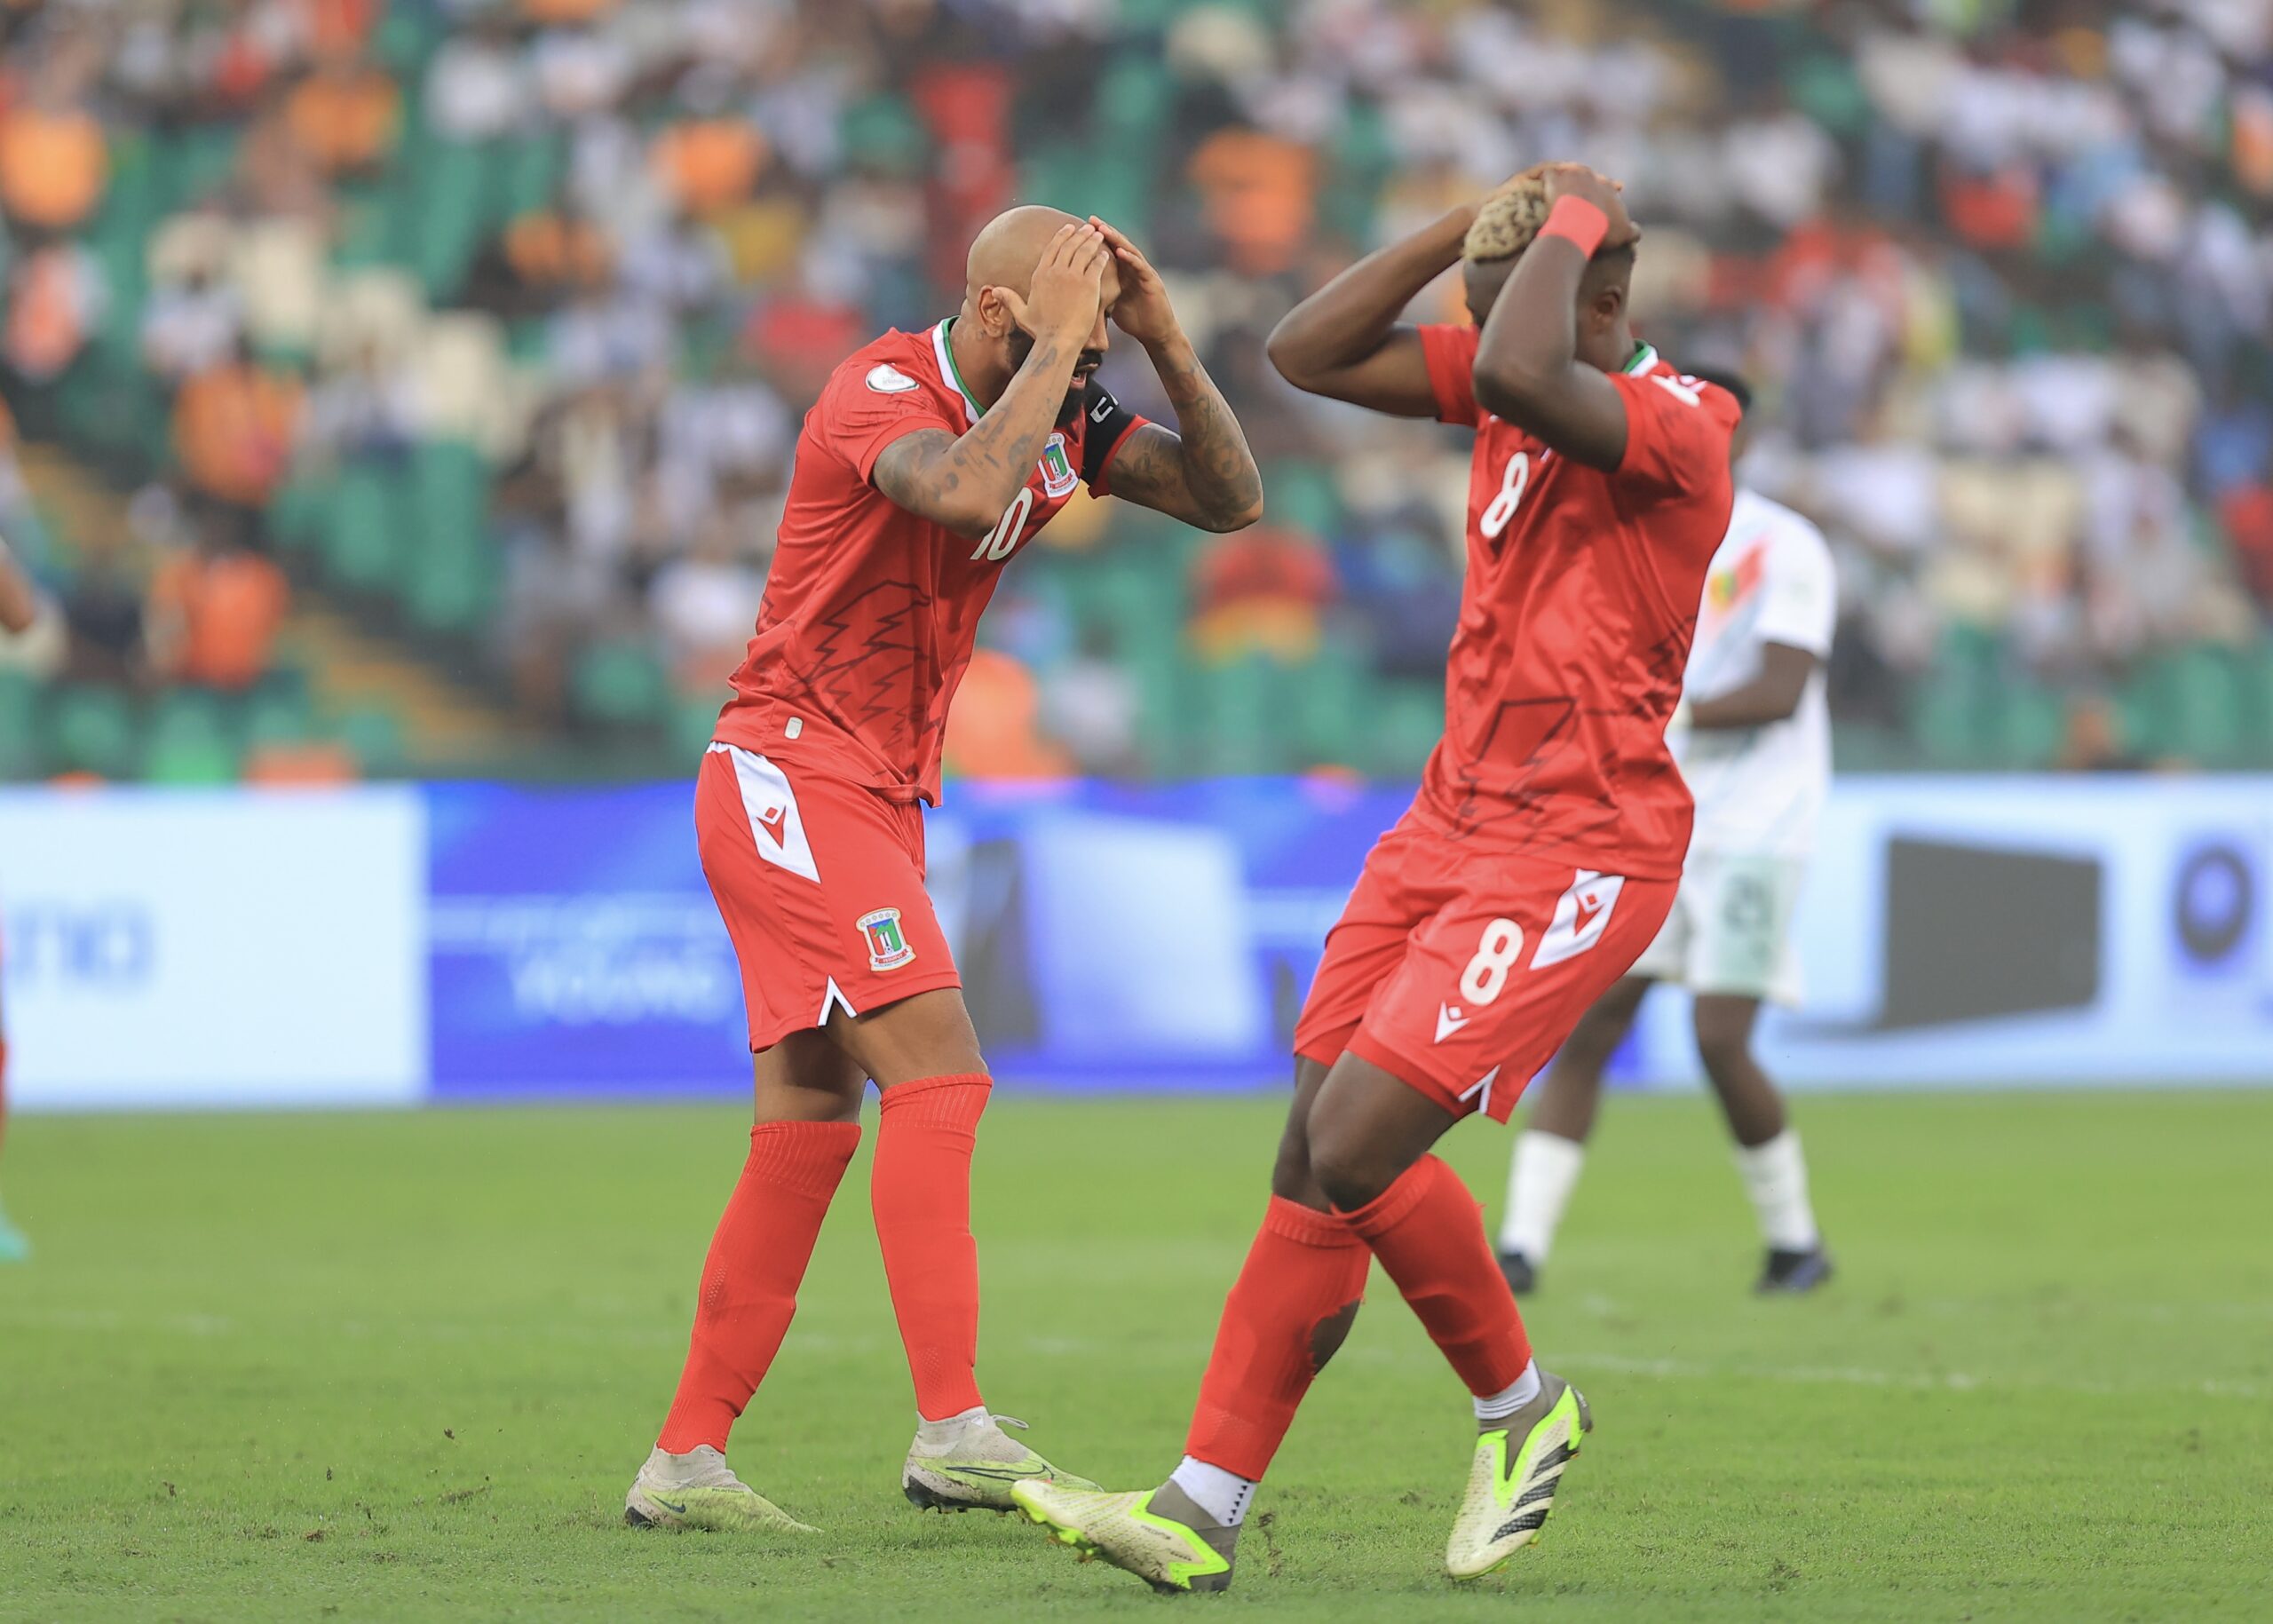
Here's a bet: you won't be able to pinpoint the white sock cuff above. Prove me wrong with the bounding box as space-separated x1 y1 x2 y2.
1473 1359 1543 1423
914 1404 988 1444
1170 1455 1255 1527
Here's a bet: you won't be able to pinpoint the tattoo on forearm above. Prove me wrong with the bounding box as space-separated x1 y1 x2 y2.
1143 346 1263 526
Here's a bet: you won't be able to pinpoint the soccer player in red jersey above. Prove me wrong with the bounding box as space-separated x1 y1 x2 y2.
624 207 1263 1533
1013 166 1740 1588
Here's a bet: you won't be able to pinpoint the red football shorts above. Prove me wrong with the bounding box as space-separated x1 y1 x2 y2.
696 742 962 1052
1293 816 1677 1122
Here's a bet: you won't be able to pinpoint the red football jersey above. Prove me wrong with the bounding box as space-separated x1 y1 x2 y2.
1413 324 1739 879
715 320 1144 804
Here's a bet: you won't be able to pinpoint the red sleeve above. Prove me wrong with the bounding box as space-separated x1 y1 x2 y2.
1610 369 1739 501
817 362 959 483
1416 322 1482 428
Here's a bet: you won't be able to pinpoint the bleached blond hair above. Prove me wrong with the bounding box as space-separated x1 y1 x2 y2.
1462 184 1551 263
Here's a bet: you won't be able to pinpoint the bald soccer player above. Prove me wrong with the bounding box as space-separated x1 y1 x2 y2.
623 210 1263 1533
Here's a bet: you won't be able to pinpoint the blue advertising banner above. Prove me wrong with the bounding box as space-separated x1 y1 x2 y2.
6 775 2269 1111
426 783 746 1097
424 777 1414 1098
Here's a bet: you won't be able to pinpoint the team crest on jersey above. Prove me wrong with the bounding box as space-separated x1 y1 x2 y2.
1531 870 1626 970
858 907 916 971
1038 434 1079 498
866 363 920 393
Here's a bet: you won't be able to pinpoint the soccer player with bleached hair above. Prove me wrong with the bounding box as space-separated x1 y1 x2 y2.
1014 166 1740 1590
624 208 1263 1533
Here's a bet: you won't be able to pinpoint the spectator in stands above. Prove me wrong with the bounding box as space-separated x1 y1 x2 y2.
0 20 108 232
173 337 305 548
147 520 291 693
283 42 402 177
1189 523 1340 666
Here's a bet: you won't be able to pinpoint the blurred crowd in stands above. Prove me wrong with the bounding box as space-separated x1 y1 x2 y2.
0 0 2269 780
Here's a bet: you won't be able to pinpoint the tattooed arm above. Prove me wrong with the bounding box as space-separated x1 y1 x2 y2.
1089 218 1263 533
873 224 1110 540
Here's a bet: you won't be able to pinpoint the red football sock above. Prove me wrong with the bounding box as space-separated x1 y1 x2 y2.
656 1119 861 1454
871 1073 992 1421
1339 1155 1532 1397
1184 1196 1372 1480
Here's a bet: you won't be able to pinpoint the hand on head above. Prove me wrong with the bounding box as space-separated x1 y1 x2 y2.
990 223 1111 350
1085 216 1179 347
1540 163 1640 251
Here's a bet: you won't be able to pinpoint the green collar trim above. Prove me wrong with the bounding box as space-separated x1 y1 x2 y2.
1623 342 1658 375
933 318 982 424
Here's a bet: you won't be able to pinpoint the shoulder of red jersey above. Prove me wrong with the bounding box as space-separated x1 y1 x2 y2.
1608 347 1740 501
812 323 968 482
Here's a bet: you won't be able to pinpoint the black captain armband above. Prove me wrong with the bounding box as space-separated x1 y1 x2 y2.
1077 377 1142 486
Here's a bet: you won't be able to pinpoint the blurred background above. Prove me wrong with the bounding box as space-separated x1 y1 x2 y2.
0 0 2268 1107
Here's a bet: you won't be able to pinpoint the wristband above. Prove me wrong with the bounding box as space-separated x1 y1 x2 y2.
1534 194 1609 257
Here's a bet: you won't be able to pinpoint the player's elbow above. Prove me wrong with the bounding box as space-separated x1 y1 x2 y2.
1263 313 1329 393
926 489 1002 541
1197 493 1265 534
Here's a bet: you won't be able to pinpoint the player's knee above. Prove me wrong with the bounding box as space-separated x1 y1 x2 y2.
1270 1127 1324 1206
1307 1115 1399 1213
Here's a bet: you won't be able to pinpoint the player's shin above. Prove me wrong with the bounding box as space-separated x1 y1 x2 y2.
656 1119 862 1454
1010 1197 1364 1592
870 1072 992 1420
1338 1154 1533 1398
1184 1195 1370 1493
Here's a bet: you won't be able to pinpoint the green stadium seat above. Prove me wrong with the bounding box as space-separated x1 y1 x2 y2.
44 685 141 780
0 670 40 780
495 134 566 226
1995 683 2069 771
1292 641 1366 768
1366 679 1445 779
572 642 673 730
145 689 241 785
410 142 498 299
323 462 406 598
673 691 725 763
242 679 316 751
2170 643 2248 768
1195 654 1292 775
337 705 408 777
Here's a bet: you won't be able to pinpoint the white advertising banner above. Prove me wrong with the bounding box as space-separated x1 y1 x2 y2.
0 788 426 1109
1635 776 2273 1089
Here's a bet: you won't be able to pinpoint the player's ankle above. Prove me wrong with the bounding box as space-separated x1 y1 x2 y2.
1168 1457 1255 1529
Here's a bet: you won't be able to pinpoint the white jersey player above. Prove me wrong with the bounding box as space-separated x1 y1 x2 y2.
1496 372 1837 1294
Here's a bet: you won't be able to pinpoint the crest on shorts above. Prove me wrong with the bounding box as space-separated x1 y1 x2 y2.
1039 434 1079 498
858 907 916 972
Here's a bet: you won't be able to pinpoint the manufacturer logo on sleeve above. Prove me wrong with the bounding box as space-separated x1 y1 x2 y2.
866 363 920 393
1038 434 1079 498
858 907 916 971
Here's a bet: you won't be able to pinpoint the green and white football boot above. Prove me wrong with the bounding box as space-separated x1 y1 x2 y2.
1445 1368 1592 1579
622 1445 818 1533
903 1412 1097 1512
1011 1477 1238 1594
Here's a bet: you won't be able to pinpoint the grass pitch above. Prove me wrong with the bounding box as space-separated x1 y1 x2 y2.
1 1090 2268 1622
